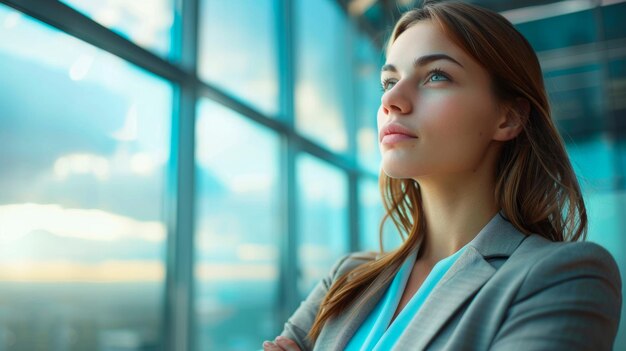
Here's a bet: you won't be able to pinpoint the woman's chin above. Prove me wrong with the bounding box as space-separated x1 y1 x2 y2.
380 163 417 179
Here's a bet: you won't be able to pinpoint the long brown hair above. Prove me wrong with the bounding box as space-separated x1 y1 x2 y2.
307 0 587 342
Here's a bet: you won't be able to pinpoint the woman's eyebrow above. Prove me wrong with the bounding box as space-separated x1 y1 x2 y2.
381 53 464 73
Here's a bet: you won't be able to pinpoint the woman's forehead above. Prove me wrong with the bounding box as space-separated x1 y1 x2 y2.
384 22 474 72
386 22 462 64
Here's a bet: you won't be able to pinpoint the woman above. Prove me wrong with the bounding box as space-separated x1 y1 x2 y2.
264 1 622 350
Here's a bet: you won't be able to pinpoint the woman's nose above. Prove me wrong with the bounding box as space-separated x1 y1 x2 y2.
381 84 412 115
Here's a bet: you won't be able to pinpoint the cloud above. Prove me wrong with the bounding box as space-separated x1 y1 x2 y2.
0 203 165 244
195 263 276 282
0 259 163 282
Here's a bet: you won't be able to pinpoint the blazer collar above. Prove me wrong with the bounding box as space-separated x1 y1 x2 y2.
316 210 528 351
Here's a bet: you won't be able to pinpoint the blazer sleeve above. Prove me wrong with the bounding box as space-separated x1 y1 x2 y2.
490 241 623 351
278 253 370 351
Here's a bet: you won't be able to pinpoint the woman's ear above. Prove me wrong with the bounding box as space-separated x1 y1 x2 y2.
493 97 530 142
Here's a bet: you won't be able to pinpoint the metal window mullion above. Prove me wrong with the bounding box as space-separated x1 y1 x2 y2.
592 0 623 190
165 0 199 350
278 143 300 327
348 171 361 252
276 0 300 329
0 0 191 84
197 81 291 134
165 84 197 351
345 16 361 253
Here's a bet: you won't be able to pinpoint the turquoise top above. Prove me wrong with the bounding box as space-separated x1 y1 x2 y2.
344 243 470 351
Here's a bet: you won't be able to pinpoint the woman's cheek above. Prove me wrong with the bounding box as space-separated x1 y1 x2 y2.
376 105 386 130
420 93 467 136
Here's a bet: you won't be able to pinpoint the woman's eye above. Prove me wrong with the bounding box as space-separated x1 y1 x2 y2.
381 79 396 92
427 70 450 83
381 70 449 92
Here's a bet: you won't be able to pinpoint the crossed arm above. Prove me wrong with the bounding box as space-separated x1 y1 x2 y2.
262 254 354 351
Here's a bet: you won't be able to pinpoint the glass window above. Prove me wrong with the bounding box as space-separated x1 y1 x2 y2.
600 2 626 41
61 0 174 57
566 139 626 351
296 154 349 297
358 178 403 253
515 9 597 52
194 99 280 350
295 0 351 153
355 34 383 174
545 64 605 136
566 135 614 191
0 4 171 350
584 191 624 257
198 0 279 117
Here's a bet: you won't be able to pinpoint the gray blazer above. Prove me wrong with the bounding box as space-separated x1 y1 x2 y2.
280 212 623 350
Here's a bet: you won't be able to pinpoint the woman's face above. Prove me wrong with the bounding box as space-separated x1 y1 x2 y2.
378 20 506 181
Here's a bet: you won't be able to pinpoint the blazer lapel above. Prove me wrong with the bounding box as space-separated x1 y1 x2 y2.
316 236 427 351
315 212 527 351
316 271 390 351
393 211 528 350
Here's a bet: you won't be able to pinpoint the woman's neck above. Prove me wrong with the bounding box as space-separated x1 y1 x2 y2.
415 171 500 264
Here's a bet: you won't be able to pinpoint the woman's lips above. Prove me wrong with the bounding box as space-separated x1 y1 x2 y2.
379 123 418 145
380 133 418 145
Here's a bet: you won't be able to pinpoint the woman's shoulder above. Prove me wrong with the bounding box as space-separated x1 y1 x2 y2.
518 234 619 266
327 251 379 281
511 234 622 296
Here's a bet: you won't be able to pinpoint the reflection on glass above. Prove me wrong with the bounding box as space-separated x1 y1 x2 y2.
355 34 383 174
296 154 349 297
295 0 350 152
583 190 625 259
566 138 626 351
544 63 605 138
515 9 596 52
61 0 173 57
566 135 614 191
0 4 171 350
602 2 626 41
198 0 279 116
358 178 402 253
195 99 280 350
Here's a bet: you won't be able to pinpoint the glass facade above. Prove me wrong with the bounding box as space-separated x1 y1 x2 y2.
358 177 403 253
61 0 174 58
295 0 351 153
1 0 625 350
355 33 384 175
296 154 349 298
198 0 279 116
0 4 171 350
194 99 280 350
